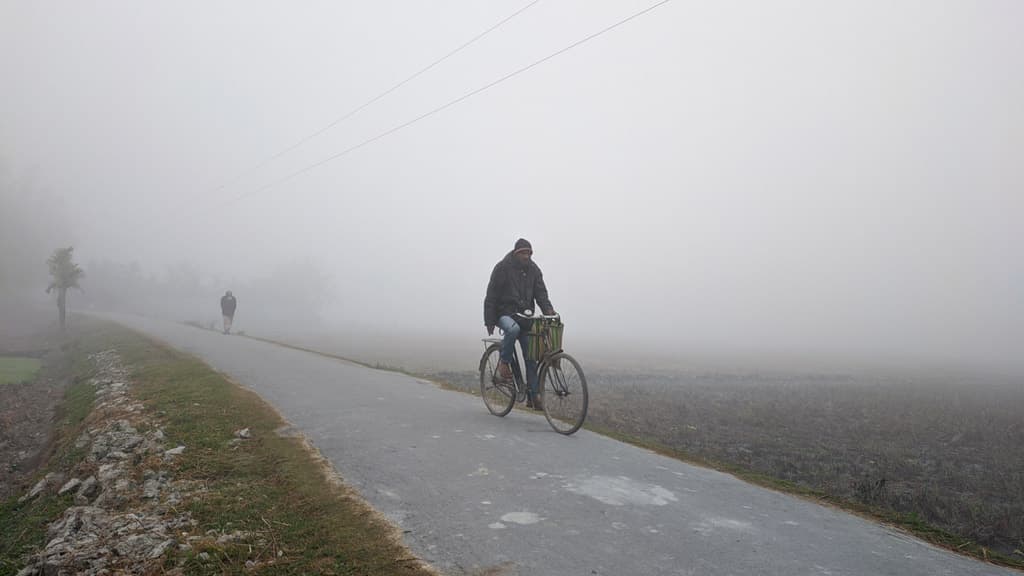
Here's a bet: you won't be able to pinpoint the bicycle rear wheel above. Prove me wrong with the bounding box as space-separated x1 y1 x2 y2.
540 352 588 435
480 344 515 417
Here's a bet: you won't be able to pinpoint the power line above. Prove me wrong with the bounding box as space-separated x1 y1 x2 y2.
203 0 542 199
221 0 673 209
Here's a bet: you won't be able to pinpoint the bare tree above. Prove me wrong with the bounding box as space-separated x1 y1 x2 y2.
46 246 84 330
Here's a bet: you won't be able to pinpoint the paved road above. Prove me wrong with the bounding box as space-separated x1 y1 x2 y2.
108 314 1017 576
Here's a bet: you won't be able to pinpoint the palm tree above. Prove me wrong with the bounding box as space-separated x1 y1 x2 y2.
46 247 84 330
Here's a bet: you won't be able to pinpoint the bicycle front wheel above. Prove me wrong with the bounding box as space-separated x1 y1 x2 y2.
480 344 514 417
540 352 588 435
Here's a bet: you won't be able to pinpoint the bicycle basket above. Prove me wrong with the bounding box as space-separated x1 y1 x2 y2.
547 319 564 352
526 318 564 361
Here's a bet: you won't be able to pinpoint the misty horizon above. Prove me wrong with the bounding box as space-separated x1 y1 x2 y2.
2 1 1022 379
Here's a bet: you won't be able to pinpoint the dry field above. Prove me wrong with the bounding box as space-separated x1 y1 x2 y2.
436 368 1024 557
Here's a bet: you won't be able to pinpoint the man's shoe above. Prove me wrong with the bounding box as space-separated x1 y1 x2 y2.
497 361 513 380
528 397 543 411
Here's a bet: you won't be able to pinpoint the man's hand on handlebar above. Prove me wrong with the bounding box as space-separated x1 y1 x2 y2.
486 325 495 336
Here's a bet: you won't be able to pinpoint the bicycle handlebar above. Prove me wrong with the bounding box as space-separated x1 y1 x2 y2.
514 311 560 320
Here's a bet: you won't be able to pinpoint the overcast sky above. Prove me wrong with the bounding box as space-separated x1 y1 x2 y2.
2 1 1022 376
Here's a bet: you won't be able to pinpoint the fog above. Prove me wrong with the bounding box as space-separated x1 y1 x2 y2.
2 1 1022 377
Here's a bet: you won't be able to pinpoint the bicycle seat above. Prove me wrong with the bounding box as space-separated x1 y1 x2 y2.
482 337 503 344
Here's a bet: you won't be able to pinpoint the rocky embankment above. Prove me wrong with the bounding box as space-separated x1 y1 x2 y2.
15 350 249 575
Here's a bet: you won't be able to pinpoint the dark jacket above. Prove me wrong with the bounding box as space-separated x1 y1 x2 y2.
220 295 237 316
484 252 553 328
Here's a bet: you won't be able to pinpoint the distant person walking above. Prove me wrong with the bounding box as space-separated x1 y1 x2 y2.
484 238 556 410
220 290 237 335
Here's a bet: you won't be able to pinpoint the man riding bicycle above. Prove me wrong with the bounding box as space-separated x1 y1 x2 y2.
484 238 556 410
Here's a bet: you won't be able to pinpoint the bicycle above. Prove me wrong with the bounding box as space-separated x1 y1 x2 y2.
478 312 588 435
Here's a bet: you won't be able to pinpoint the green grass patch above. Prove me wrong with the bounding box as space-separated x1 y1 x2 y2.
78 320 434 575
0 494 75 576
0 357 41 385
49 380 97 472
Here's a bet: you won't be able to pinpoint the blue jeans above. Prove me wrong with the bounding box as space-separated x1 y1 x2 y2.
497 315 539 400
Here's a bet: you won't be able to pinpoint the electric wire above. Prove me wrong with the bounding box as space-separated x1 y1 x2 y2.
219 0 673 209
202 0 543 199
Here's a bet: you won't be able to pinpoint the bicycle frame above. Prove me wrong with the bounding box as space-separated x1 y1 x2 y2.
481 334 560 401
480 312 587 435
